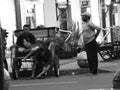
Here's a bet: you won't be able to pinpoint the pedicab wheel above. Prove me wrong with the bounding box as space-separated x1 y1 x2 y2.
12 58 19 80
99 50 111 61
54 65 60 77
12 68 19 80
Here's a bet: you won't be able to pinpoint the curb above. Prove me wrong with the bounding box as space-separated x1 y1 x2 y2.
8 57 120 79
10 67 113 79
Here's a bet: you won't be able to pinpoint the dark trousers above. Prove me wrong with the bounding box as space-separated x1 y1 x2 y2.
85 39 98 74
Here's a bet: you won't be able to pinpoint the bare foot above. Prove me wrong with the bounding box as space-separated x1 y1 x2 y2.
30 76 35 79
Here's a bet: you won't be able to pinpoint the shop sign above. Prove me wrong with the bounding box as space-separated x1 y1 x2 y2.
116 0 120 3
105 0 111 5
81 0 90 8
112 0 120 3
112 6 118 13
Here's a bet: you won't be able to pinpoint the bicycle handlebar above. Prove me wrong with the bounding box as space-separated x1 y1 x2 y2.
105 26 120 29
59 29 72 42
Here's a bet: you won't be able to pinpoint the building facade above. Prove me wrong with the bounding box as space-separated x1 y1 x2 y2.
0 0 44 48
0 0 120 48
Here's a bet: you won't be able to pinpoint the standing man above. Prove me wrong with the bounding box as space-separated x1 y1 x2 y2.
81 12 107 75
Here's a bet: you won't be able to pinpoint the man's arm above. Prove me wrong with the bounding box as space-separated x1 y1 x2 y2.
88 22 101 39
22 46 39 61
22 50 34 62
89 22 109 39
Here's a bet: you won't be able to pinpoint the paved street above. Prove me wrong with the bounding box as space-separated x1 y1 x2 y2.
10 73 114 90
7 55 120 90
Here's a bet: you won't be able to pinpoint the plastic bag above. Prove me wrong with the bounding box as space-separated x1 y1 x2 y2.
77 51 88 68
77 51 87 60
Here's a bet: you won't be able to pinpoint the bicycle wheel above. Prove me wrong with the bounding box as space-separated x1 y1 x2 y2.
98 50 112 61
12 58 20 80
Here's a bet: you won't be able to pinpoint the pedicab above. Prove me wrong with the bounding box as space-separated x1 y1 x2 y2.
10 27 60 79
98 26 120 61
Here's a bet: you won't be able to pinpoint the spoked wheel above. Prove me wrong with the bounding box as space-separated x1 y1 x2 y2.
99 50 112 61
12 68 19 80
12 58 19 80
54 65 60 77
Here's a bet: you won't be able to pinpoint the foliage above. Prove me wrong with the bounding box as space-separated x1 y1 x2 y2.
55 22 81 58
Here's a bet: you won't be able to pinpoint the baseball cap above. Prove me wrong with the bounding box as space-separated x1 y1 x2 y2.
81 12 91 17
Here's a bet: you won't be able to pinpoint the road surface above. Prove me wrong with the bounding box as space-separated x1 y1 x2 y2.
10 72 114 90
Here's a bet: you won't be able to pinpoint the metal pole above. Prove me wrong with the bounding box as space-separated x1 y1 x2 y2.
14 0 22 29
0 25 4 90
102 0 106 30
109 2 114 42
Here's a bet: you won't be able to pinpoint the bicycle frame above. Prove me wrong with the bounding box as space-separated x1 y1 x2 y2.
100 26 119 46
59 29 72 42
99 26 120 61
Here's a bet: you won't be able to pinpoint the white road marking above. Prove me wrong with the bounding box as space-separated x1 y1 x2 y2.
87 88 113 90
11 81 78 87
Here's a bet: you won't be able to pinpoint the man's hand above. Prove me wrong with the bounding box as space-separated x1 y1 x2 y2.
18 47 25 52
43 66 47 71
31 46 39 51
22 57 27 62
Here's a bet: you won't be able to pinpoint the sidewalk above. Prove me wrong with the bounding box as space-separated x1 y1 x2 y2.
6 55 120 76
59 57 120 75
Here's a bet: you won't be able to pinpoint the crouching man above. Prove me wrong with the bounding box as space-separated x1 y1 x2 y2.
22 40 52 79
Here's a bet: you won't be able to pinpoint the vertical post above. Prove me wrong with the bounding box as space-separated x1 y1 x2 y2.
102 0 106 30
109 3 114 42
14 0 22 29
0 23 4 90
55 0 58 20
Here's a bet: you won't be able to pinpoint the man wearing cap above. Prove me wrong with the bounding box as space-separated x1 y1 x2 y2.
81 12 107 75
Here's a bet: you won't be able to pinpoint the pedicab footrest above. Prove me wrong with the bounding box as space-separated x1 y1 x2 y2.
17 57 33 62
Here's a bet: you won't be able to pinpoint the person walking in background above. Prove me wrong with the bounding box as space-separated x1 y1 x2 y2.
81 12 107 75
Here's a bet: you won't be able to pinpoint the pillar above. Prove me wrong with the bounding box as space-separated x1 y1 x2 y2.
14 0 22 29
0 27 4 90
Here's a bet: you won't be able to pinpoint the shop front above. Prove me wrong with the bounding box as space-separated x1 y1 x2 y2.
19 0 44 29
100 0 120 42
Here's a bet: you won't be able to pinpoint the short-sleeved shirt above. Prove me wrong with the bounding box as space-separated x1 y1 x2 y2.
82 21 101 44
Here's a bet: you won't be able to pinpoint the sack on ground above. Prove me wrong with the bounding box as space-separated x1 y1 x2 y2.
77 51 87 60
77 51 88 68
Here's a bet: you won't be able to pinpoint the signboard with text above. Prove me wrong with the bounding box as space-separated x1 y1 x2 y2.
81 0 90 8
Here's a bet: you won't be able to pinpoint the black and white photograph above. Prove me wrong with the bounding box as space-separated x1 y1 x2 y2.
0 0 120 90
